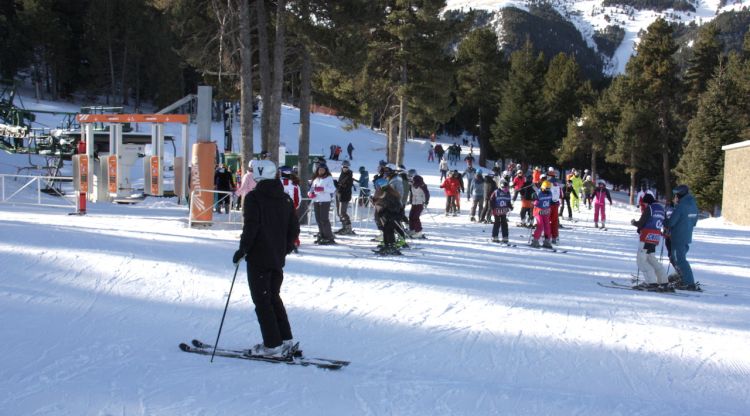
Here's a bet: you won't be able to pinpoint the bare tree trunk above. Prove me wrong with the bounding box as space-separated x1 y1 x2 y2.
121 43 129 105
299 46 312 195
590 149 597 185
256 0 272 151
628 150 637 205
396 102 406 166
661 148 671 199
239 0 254 169
267 0 286 156
107 11 116 106
135 57 141 110
388 114 398 163
386 115 393 162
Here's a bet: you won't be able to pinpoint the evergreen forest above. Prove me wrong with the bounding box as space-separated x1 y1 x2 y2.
1 0 749 212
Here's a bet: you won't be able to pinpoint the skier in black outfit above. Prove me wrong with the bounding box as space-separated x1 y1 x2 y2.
479 172 497 223
518 175 535 227
233 160 300 358
214 164 235 214
559 179 578 220
372 177 405 255
335 160 354 234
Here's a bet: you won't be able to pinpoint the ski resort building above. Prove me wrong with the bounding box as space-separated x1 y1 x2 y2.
722 140 750 225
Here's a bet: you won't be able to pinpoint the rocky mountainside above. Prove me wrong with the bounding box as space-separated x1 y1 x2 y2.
445 0 750 76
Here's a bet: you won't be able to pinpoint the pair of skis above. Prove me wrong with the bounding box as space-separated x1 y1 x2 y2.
515 236 569 253
597 281 698 297
179 339 350 370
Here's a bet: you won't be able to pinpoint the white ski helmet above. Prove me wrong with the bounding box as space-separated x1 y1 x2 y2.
252 159 277 181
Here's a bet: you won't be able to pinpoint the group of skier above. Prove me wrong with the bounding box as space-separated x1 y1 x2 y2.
227 149 701 361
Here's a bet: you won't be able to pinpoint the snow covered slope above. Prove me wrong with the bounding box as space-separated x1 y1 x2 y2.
2 98 750 415
445 0 750 74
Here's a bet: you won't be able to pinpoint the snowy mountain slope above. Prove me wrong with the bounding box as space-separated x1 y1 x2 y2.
2 98 750 414
445 0 750 74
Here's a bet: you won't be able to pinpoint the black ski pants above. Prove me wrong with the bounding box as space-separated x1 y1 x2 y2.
492 214 509 239
247 265 293 348
560 196 573 219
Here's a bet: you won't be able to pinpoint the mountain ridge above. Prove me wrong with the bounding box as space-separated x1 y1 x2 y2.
445 0 750 74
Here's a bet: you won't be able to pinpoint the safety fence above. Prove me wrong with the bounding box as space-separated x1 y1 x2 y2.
188 189 243 227
188 190 376 230
0 173 76 211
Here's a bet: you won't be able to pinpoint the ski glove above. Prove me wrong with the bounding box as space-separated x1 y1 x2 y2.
232 250 245 264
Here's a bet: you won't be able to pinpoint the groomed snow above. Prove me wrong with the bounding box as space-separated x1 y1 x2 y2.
2 98 750 415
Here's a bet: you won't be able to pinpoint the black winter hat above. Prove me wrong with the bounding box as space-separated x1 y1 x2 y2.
673 184 689 198
642 193 655 204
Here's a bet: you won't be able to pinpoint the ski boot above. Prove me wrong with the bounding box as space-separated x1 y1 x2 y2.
374 244 401 256
657 284 674 292
501 238 509 244
395 236 409 249
633 282 659 291
674 281 702 292
491 237 500 243
530 239 541 248
667 273 682 284
246 342 293 359
542 239 553 249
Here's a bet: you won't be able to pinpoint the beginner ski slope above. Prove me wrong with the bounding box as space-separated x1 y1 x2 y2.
1 101 750 415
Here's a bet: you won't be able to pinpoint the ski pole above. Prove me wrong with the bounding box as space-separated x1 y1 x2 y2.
211 261 241 363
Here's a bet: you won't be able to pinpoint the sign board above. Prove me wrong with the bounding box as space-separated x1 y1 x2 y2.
78 155 89 193
190 142 217 224
150 156 160 196
108 155 117 194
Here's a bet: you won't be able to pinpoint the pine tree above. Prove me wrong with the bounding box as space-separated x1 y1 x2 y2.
726 51 750 140
622 18 682 197
0 2 31 80
455 27 505 166
608 95 659 204
675 63 743 212
684 22 723 113
491 41 549 165
543 52 586 149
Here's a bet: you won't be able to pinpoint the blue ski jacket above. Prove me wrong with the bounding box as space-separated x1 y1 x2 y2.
665 193 698 245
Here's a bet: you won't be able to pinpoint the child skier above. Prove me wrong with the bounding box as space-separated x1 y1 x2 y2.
570 169 582 212
469 171 485 222
440 170 461 216
630 193 669 290
480 172 497 223
518 175 535 227
280 166 301 252
531 181 554 248
372 178 405 255
593 181 612 228
559 179 578 221
582 175 594 209
489 179 513 243
407 169 429 238
547 168 562 244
